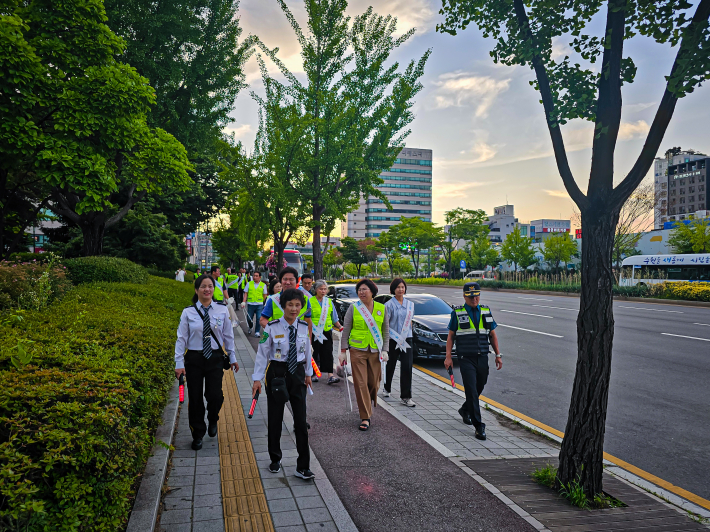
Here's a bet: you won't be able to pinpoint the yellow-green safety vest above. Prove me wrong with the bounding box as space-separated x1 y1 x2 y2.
226 274 238 289
271 296 309 320
309 296 334 331
349 301 385 350
213 277 224 301
239 275 247 289
247 281 266 303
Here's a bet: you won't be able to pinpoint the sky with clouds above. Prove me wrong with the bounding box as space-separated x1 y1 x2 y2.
228 0 710 228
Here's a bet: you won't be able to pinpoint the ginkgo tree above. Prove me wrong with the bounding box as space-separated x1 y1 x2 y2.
438 0 710 496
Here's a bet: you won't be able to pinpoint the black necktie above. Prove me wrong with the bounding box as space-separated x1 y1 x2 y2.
202 306 212 359
287 324 298 374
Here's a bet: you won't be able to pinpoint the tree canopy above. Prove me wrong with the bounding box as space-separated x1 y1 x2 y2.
501 227 537 272
542 233 578 272
668 218 710 253
253 0 430 280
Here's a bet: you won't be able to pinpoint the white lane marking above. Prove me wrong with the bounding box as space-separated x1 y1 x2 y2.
619 306 683 314
496 324 564 338
693 323 710 327
518 297 553 302
532 305 576 311
500 309 553 319
661 333 710 342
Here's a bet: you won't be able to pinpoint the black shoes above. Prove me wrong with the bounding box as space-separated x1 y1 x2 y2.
295 469 315 480
475 425 487 441
269 461 281 473
458 407 473 426
208 422 218 437
191 438 203 450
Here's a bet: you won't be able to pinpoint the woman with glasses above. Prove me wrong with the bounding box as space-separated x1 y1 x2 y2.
309 280 342 384
339 279 389 431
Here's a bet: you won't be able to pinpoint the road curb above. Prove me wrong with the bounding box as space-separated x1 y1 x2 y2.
398 284 710 307
126 380 180 532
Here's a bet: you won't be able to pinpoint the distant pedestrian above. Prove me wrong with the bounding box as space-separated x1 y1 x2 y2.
268 278 282 296
260 267 312 334
383 278 415 407
210 266 227 305
309 280 342 384
445 282 502 441
243 271 268 337
174 274 239 450
299 273 315 296
339 279 389 431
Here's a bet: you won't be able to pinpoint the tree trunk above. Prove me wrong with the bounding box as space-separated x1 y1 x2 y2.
557 208 619 496
312 207 323 280
80 218 106 256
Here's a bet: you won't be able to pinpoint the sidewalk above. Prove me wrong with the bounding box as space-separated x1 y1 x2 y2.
157 316 708 531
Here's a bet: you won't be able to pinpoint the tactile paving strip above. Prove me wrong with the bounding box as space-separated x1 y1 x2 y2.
219 372 274 532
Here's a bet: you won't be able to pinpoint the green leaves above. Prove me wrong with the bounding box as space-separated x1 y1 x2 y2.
10 340 34 370
500 226 537 271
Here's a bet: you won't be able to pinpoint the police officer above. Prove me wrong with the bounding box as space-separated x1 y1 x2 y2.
252 288 314 480
445 282 502 441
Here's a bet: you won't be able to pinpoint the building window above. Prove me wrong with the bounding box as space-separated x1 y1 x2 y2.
689 205 695 211
680 197 685 203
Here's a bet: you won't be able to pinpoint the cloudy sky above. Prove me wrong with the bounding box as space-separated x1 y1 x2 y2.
228 0 710 227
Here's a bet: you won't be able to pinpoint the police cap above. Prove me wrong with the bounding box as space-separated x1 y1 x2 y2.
463 282 481 297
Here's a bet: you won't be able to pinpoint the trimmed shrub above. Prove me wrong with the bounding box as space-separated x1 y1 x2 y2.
7 252 50 263
0 277 194 531
650 281 710 302
146 268 178 280
63 256 148 284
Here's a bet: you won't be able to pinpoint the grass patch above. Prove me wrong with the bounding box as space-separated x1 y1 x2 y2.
532 463 557 488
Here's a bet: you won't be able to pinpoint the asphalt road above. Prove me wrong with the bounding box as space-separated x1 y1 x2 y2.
405 285 710 502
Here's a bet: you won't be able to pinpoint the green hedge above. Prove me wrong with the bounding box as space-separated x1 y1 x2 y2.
146 268 177 280
0 277 194 531
63 256 148 284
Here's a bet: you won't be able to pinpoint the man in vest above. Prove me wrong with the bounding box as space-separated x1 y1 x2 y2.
243 271 268 337
260 267 312 336
210 266 227 305
299 273 315 297
445 282 502 441
237 268 248 306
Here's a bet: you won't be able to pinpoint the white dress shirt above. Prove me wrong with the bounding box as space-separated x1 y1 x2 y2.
252 317 313 381
175 302 236 369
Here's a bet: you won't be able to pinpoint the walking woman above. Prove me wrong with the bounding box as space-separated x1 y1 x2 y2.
339 279 389 431
310 280 342 384
268 277 282 296
383 278 415 407
175 274 239 450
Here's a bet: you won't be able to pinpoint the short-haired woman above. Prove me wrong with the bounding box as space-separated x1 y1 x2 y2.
268 277 282 296
384 278 415 407
339 279 389 431
175 274 239 450
310 280 342 384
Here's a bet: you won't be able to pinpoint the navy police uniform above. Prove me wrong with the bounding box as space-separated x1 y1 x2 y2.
253 317 313 473
448 283 497 432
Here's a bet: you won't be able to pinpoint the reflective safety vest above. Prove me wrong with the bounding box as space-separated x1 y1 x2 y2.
454 305 492 355
349 302 385 350
247 281 266 303
226 274 238 289
213 277 224 301
271 296 309 320
309 296 334 332
239 274 247 289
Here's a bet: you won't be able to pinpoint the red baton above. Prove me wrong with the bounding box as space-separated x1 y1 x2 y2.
178 374 185 403
447 366 456 390
248 390 260 419
311 358 322 378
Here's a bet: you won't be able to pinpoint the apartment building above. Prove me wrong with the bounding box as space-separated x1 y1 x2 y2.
341 148 433 240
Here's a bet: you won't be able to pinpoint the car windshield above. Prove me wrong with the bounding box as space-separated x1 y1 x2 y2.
410 297 452 315
331 285 358 299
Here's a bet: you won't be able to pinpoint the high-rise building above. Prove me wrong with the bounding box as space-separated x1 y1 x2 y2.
654 147 707 229
341 148 432 240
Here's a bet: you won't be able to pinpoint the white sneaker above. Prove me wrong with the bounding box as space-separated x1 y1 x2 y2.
254 332 260 338
382 390 390 397
401 398 416 407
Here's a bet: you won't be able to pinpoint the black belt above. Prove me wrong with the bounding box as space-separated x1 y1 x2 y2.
271 360 305 366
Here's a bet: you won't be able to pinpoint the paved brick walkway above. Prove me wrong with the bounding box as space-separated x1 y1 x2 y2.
160 386 225 532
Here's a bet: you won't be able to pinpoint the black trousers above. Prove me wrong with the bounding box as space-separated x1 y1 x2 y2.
385 338 413 399
458 354 489 429
185 350 225 439
265 362 309 471
311 329 334 373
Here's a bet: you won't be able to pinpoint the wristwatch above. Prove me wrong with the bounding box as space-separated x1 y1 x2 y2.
495 353 502 358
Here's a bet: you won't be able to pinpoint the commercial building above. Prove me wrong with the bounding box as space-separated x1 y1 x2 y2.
341 148 432 240
529 218 571 239
188 231 218 270
654 147 707 229
485 205 519 244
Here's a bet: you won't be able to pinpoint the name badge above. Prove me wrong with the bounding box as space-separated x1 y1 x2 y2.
275 334 284 339
275 349 282 360
299 344 305 353
298 333 307 339
215 318 222 326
